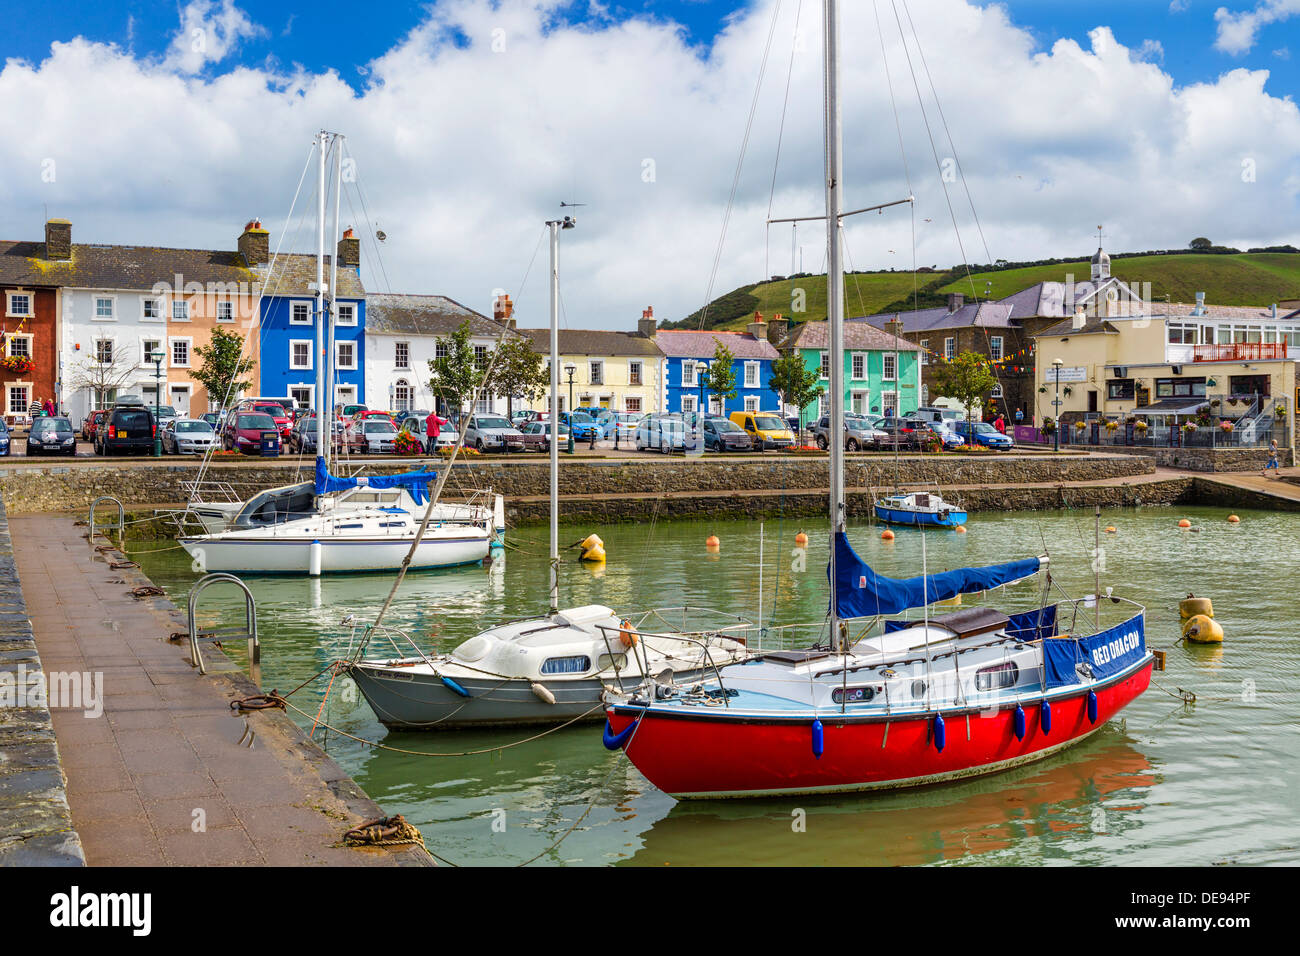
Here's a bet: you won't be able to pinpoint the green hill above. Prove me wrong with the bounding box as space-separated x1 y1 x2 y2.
674 253 1300 329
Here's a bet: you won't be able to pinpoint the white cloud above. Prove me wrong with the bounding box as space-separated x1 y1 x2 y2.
163 0 266 74
1136 38 1165 63
1170 0 1191 12
1 0 1298 331
1213 0 1300 56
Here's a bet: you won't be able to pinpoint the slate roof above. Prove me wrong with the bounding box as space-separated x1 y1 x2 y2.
654 329 779 360
254 254 366 298
365 293 507 338
1035 315 1122 337
517 328 661 356
857 301 1015 334
995 276 1146 318
786 321 917 351
0 240 255 289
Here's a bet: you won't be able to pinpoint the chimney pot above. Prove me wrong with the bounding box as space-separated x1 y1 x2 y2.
44 219 72 261
638 306 657 338
336 229 360 269
238 220 270 267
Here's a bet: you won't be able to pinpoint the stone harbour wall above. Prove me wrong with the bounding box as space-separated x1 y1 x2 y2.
1115 446 1293 473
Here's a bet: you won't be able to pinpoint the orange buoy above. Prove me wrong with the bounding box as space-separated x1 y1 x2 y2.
705 535 720 551
955 525 967 534
1104 525 1117 534
1178 519 1192 529
794 531 809 547
618 618 639 648
881 529 895 541
1227 514 1240 523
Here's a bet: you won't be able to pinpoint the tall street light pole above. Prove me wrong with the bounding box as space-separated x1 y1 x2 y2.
149 350 164 457
1053 358 1064 454
565 364 576 454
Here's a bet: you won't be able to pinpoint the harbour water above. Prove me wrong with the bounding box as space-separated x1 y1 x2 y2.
132 506 1300 866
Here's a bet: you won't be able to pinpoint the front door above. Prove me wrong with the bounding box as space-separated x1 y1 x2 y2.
170 385 190 417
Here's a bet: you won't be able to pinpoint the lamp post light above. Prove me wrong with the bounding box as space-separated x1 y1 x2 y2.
148 349 165 457
564 364 577 454
1052 358 1064 454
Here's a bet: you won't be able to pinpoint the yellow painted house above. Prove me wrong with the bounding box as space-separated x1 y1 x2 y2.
518 312 664 414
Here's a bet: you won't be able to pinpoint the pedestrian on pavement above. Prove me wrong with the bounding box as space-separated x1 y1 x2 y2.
1264 439 1280 478
28 395 42 418
43 397 56 418
425 410 448 455
993 414 1006 434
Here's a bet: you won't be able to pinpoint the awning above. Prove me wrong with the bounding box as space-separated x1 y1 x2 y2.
1131 399 1206 417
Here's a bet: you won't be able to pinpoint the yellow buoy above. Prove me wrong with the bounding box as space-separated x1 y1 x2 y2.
1228 514 1240 523
1179 595 1214 621
881 529 895 541
1178 518 1192 529
955 525 967 534
580 533 604 551
794 531 809 547
1183 614 1224 644
1104 525 1117 534
579 543 606 563
705 534 720 552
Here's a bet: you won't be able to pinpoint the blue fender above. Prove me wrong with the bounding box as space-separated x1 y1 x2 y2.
933 713 946 752
1013 705 1026 741
811 718 824 760
1040 700 1051 735
440 675 470 698
602 718 636 751
1087 690 1098 724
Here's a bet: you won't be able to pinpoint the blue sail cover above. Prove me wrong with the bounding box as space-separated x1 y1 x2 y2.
832 531 1042 619
1044 615 1145 688
885 604 1058 639
313 456 438 505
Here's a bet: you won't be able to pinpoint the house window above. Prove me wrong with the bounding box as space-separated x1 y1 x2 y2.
395 342 410 368
590 360 604 385
744 395 759 412
95 297 114 320
7 384 30 417
919 339 929 365
7 293 32 317
290 301 312 325
171 338 190 367
92 388 117 412
1107 379 1135 401
991 384 1003 399
172 299 189 321
216 301 234 323
990 336 1004 361
142 297 162 320
1155 377 1206 398
290 340 312 370
882 353 897 381
625 396 642 413
5 335 31 359
141 338 162 365
290 386 312 409
819 352 829 379
435 341 449 360
682 361 698 387
850 353 865 379
629 361 642 386
336 341 356 370
475 389 491 414
681 394 697 413
944 337 955 361
881 391 899 417
394 379 413 412
744 361 759 388
920 385 929 405
474 345 488 369
94 339 114 364
336 302 357 326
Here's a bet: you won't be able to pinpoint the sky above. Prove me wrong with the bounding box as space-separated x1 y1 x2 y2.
2 0 1299 330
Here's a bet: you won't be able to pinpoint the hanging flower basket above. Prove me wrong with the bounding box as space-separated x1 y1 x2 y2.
1134 420 1148 432
1074 420 1087 431
1275 403 1288 417
1038 385 1047 394
0 356 35 375
1182 421 1197 433
1105 420 1118 431
1220 421 1234 433
1041 417 1056 434
1227 396 1239 406
1063 386 1073 396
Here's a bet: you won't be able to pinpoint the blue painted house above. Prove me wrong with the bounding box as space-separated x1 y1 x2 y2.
248 223 367 411
655 327 780 416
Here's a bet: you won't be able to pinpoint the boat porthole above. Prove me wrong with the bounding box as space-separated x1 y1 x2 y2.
911 679 926 700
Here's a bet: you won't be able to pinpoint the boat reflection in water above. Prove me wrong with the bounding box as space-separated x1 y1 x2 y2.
619 735 1156 867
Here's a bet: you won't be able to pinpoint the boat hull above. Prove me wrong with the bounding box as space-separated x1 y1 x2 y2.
606 658 1153 798
874 505 968 527
180 534 489 574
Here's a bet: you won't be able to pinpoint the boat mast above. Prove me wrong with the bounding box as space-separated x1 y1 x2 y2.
824 0 847 653
328 134 344 463
314 130 327 470
546 215 574 615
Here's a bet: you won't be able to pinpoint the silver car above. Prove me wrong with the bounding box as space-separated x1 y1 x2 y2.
462 414 525 452
355 419 399 454
163 418 219 455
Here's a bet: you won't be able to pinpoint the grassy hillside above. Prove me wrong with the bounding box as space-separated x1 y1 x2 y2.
674 253 1300 329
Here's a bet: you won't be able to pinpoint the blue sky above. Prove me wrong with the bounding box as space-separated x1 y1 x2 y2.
7 1 1296 94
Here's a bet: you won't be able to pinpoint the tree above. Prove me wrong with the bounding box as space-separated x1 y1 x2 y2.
768 350 824 446
930 350 997 423
1189 237 1213 251
705 340 738 414
489 336 549 417
65 340 142 413
428 320 485 419
191 327 255 412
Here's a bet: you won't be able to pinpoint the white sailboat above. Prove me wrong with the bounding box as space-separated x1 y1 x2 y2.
345 212 752 729
179 131 496 576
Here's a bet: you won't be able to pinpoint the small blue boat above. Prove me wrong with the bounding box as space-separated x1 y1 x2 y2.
873 492 967 528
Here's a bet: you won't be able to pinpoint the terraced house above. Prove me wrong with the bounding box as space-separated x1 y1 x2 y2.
784 319 920 426
0 224 62 427
656 321 780 416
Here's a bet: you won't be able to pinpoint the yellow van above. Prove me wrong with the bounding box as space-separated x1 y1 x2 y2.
730 411 795 450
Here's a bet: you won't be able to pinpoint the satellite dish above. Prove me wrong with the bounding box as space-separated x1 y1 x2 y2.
375 229 387 242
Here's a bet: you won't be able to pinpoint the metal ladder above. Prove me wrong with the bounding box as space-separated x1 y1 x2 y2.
88 496 124 540
187 573 260 684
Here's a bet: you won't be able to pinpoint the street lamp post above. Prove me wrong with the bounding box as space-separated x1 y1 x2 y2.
148 350 164 457
696 366 710 452
564 364 576 454
1052 358 1064 454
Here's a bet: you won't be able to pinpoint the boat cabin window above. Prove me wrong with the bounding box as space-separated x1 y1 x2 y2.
975 660 1019 691
540 655 591 675
831 686 876 704
596 653 627 672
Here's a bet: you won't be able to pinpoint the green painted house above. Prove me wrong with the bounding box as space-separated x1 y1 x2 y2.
784 321 922 427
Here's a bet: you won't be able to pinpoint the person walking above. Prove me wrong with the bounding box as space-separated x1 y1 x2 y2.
425 410 448 455
1263 439 1280 478
993 414 1006 434
28 395 42 419
43 397 56 418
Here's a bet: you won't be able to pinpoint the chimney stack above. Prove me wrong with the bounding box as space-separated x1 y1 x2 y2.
946 293 964 313
747 311 768 341
44 219 72 261
238 219 270 266
493 293 516 329
767 313 789 347
638 306 657 338
337 226 360 270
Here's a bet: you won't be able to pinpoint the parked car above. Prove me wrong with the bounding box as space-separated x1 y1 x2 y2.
560 411 601 442
0 421 9 456
95 403 156 456
337 403 368 419
347 418 399 455
953 420 1015 450
730 411 795 450
607 412 642 444
394 408 429 425
238 400 293 441
200 412 222 428
909 406 964 425
81 409 108 442
917 420 965 450
870 416 924 450
148 404 179 430
702 416 752 452
517 419 569 452
636 416 687 453
26 416 77 456
290 415 344 454
163 418 219 455
222 411 281 456
811 415 887 451
462 414 526 452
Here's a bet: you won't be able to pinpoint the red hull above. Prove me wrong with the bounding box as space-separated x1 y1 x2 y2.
608 660 1153 798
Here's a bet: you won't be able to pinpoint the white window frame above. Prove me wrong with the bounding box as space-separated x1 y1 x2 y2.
216 300 234 323
289 384 313 410
141 297 163 322
851 352 865 380
393 379 413 412
590 360 604 386
625 395 642 413
139 336 164 368
743 395 759 412
882 353 897 381
991 384 1004 399
5 333 32 359
335 302 358 327
169 336 193 368
93 337 116 365
6 382 32 417
628 360 643 386
944 337 955 361
93 295 116 321
990 335 1004 362
681 394 698 414
290 300 312 325
881 390 899 417
744 361 759 388
171 298 190 322
395 341 410 369
819 351 829 380
682 360 698 388
435 341 449 360
6 291 33 317
919 339 929 366
290 339 313 371
336 340 357 371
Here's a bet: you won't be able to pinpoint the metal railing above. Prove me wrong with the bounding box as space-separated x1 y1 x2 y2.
88 496 124 540
187 573 260 683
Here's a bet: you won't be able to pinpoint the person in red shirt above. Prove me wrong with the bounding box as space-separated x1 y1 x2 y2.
425 411 449 454
993 414 1006 434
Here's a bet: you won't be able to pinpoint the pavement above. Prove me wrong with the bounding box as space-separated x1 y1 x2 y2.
9 516 432 867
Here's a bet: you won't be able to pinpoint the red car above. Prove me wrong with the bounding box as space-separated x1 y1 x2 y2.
222 411 282 456
82 409 108 442
240 401 293 441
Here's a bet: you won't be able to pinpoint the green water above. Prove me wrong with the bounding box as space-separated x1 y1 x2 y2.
132 506 1300 866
